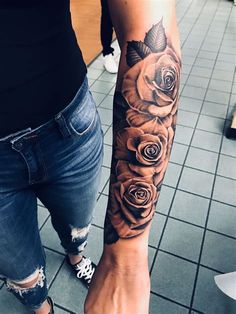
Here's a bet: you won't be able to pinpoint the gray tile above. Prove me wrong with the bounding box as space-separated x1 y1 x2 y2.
209 79 232 93
93 194 107 228
53 306 71 314
151 251 197 306
45 248 64 286
205 89 230 105
187 75 210 89
177 110 198 128
150 294 189 314
179 167 214 198
170 142 188 164
0 287 29 314
99 95 113 110
149 213 167 248
193 266 236 314
98 166 110 193
97 107 113 125
221 137 236 157
179 97 203 113
84 225 103 265
98 71 117 83
217 154 236 180
148 246 156 270
170 190 209 227
38 205 50 229
103 126 112 145
49 262 87 314
212 69 234 82
213 176 236 206
182 64 192 75
182 55 196 65
160 218 204 262
163 163 182 188
87 67 104 80
186 147 218 173
208 201 236 238
91 91 106 106
214 60 235 72
156 185 175 215
192 129 222 152
40 218 65 254
102 144 112 168
101 124 109 135
174 125 194 145
201 231 236 273
182 85 206 100
89 59 104 70
197 115 225 134
90 80 114 94
195 58 215 69
201 101 228 119
191 66 212 78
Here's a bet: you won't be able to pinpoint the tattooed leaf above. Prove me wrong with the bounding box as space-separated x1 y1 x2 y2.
144 18 167 53
126 41 152 67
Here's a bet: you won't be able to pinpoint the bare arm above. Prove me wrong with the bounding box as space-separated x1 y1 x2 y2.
85 1 181 313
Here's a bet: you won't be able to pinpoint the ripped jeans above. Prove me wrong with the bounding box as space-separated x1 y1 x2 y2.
0 77 103 310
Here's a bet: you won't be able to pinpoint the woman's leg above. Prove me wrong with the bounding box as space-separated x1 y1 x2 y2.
0 137 49 312
100 0 114 56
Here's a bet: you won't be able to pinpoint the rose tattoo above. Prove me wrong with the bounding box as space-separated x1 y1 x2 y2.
104 18 181 244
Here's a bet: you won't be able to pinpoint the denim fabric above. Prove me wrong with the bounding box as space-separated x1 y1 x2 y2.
0 77 104 309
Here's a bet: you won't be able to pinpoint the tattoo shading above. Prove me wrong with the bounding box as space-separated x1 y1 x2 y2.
104 18 181 244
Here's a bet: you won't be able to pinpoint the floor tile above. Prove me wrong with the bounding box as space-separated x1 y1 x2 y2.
191 66 212 78
174 125 194 145
151 251 197 306
90 80 114 94
182 85 206 100
98 166 110 193
193 266 236 314
212 69 234 82
156 185 175 215
87 67 103 80
213 175 236 206
38 205 50 229
150 294 189 314
170 142 188 164
179 97 203 113
208 201 236 238
149 213 167 248
177 110 199 128
148 247 156 270
93 194 107 228
84 225 103 265
170 190 209 227
49 262 87 314
221 137 236 157
186 75 210 89
217 154 236 180
191 129 222 152
103 126 112 145
179 167 214 198
97 107 113 125
99 94 113 110
185 146 218 173
209 79 232 93
102 144 112 168
205 89 230 105
0 287 29 314
98 71 117 83
160 218 204 262
201 230 236 273
201 101 228 119
45 248 64 286
91 91 106 106
163 163 182 188
197 115 225 134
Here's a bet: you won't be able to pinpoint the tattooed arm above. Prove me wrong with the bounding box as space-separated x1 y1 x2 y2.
85 1 181 313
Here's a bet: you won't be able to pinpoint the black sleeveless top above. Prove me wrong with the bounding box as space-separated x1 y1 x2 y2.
0 0 87 137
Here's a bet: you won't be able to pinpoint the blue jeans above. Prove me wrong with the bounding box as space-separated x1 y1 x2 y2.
0 77 103 310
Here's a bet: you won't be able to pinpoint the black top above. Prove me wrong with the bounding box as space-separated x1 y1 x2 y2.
0 0 87 137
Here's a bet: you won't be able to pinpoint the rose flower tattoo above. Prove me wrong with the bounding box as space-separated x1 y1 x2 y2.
104 18 181 244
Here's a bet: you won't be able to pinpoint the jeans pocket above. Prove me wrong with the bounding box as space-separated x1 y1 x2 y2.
68 90 97 137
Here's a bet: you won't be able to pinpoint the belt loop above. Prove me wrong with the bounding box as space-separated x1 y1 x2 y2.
55 112 72 138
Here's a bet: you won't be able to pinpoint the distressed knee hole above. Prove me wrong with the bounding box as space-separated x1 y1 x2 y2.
70 224 91 242
6 266 45 296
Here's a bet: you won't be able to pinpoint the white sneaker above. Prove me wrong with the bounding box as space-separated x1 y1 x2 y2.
102 54 118 74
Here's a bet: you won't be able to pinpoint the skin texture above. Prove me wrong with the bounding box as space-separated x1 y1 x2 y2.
85 1 181 313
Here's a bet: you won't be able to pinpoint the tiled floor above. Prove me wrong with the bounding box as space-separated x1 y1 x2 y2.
1 0 236 313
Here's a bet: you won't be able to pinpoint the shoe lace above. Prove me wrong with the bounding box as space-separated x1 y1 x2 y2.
75 257 95 283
